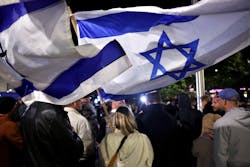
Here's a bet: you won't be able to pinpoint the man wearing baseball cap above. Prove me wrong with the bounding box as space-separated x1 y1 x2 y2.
213 88 250 167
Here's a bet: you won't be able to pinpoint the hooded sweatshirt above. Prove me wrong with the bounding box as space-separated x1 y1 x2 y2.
213 107 250 167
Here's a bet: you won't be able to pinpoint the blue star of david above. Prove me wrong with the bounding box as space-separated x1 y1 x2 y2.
140 31 205 80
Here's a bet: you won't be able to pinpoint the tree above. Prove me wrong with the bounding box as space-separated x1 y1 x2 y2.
159 78 195 100
204 46 250 90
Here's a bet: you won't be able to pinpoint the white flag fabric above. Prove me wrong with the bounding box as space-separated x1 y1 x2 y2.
0 0 21 6
0 0 131 105
75 0 250 99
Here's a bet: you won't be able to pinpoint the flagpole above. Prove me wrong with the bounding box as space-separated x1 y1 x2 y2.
67 6 77 34
191 0 205 111
195 70 205 111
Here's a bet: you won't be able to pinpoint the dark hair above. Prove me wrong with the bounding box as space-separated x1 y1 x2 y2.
116 106 130 116
146 91 161 103
201 95 211 102
0 96 16 114
178 93 192 110
202 101 214 115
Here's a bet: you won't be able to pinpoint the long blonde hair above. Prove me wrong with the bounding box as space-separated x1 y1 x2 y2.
113 106 137 135
201 113 221 135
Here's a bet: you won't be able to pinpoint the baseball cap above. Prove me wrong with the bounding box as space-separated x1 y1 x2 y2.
217 88 240 101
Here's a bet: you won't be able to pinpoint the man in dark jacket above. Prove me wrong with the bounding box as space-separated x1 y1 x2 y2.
176 93 203 167
20 101 83 167
136 91 178 167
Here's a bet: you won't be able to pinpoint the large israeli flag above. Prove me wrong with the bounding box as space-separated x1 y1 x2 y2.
0 0 131 105
75 0 250 99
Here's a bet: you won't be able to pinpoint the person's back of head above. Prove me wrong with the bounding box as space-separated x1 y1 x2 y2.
65 99 83 112
201 94 211 110
114 106 137 136
177 93 192 111
0 96 16 114
82 103 95 117
202 101 214 115
201 113 221 135
201 95 211 103
146 91 161 104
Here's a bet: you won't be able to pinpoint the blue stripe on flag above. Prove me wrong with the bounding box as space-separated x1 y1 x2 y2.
99 88 141 101
43 40 126 99
77 12 197 38
15 79 38 97
0 0 60 32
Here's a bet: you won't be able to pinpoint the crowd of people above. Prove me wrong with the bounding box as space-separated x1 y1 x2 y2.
0 88 250 167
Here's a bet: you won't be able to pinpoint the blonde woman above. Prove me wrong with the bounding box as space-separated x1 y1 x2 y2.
99 106 154 167
192 113 221 167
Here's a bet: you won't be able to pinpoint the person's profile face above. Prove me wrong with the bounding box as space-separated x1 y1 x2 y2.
212 97 225 111
212 97 220 111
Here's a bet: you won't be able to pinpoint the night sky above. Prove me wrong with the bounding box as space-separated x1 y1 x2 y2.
66 0 192 12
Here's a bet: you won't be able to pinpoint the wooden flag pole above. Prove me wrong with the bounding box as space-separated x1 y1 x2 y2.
67 6 77 35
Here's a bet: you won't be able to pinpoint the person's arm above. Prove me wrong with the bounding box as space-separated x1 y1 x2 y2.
50 110 84 164
78 117 95 157
213 123 229 167
5 121 23 150
192 138 199 157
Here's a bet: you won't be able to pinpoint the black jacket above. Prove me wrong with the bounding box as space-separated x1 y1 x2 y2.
20 101 83 167
136 104 178 167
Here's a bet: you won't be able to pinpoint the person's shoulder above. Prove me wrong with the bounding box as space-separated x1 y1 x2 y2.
103 131 124 145
0 114 8 120
236 107 250 113
35 103 66 124
0 116 17 127
193 108 202 114
31 102 62 116
213 116 230 129
132 130 150 139
125 131 151 147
